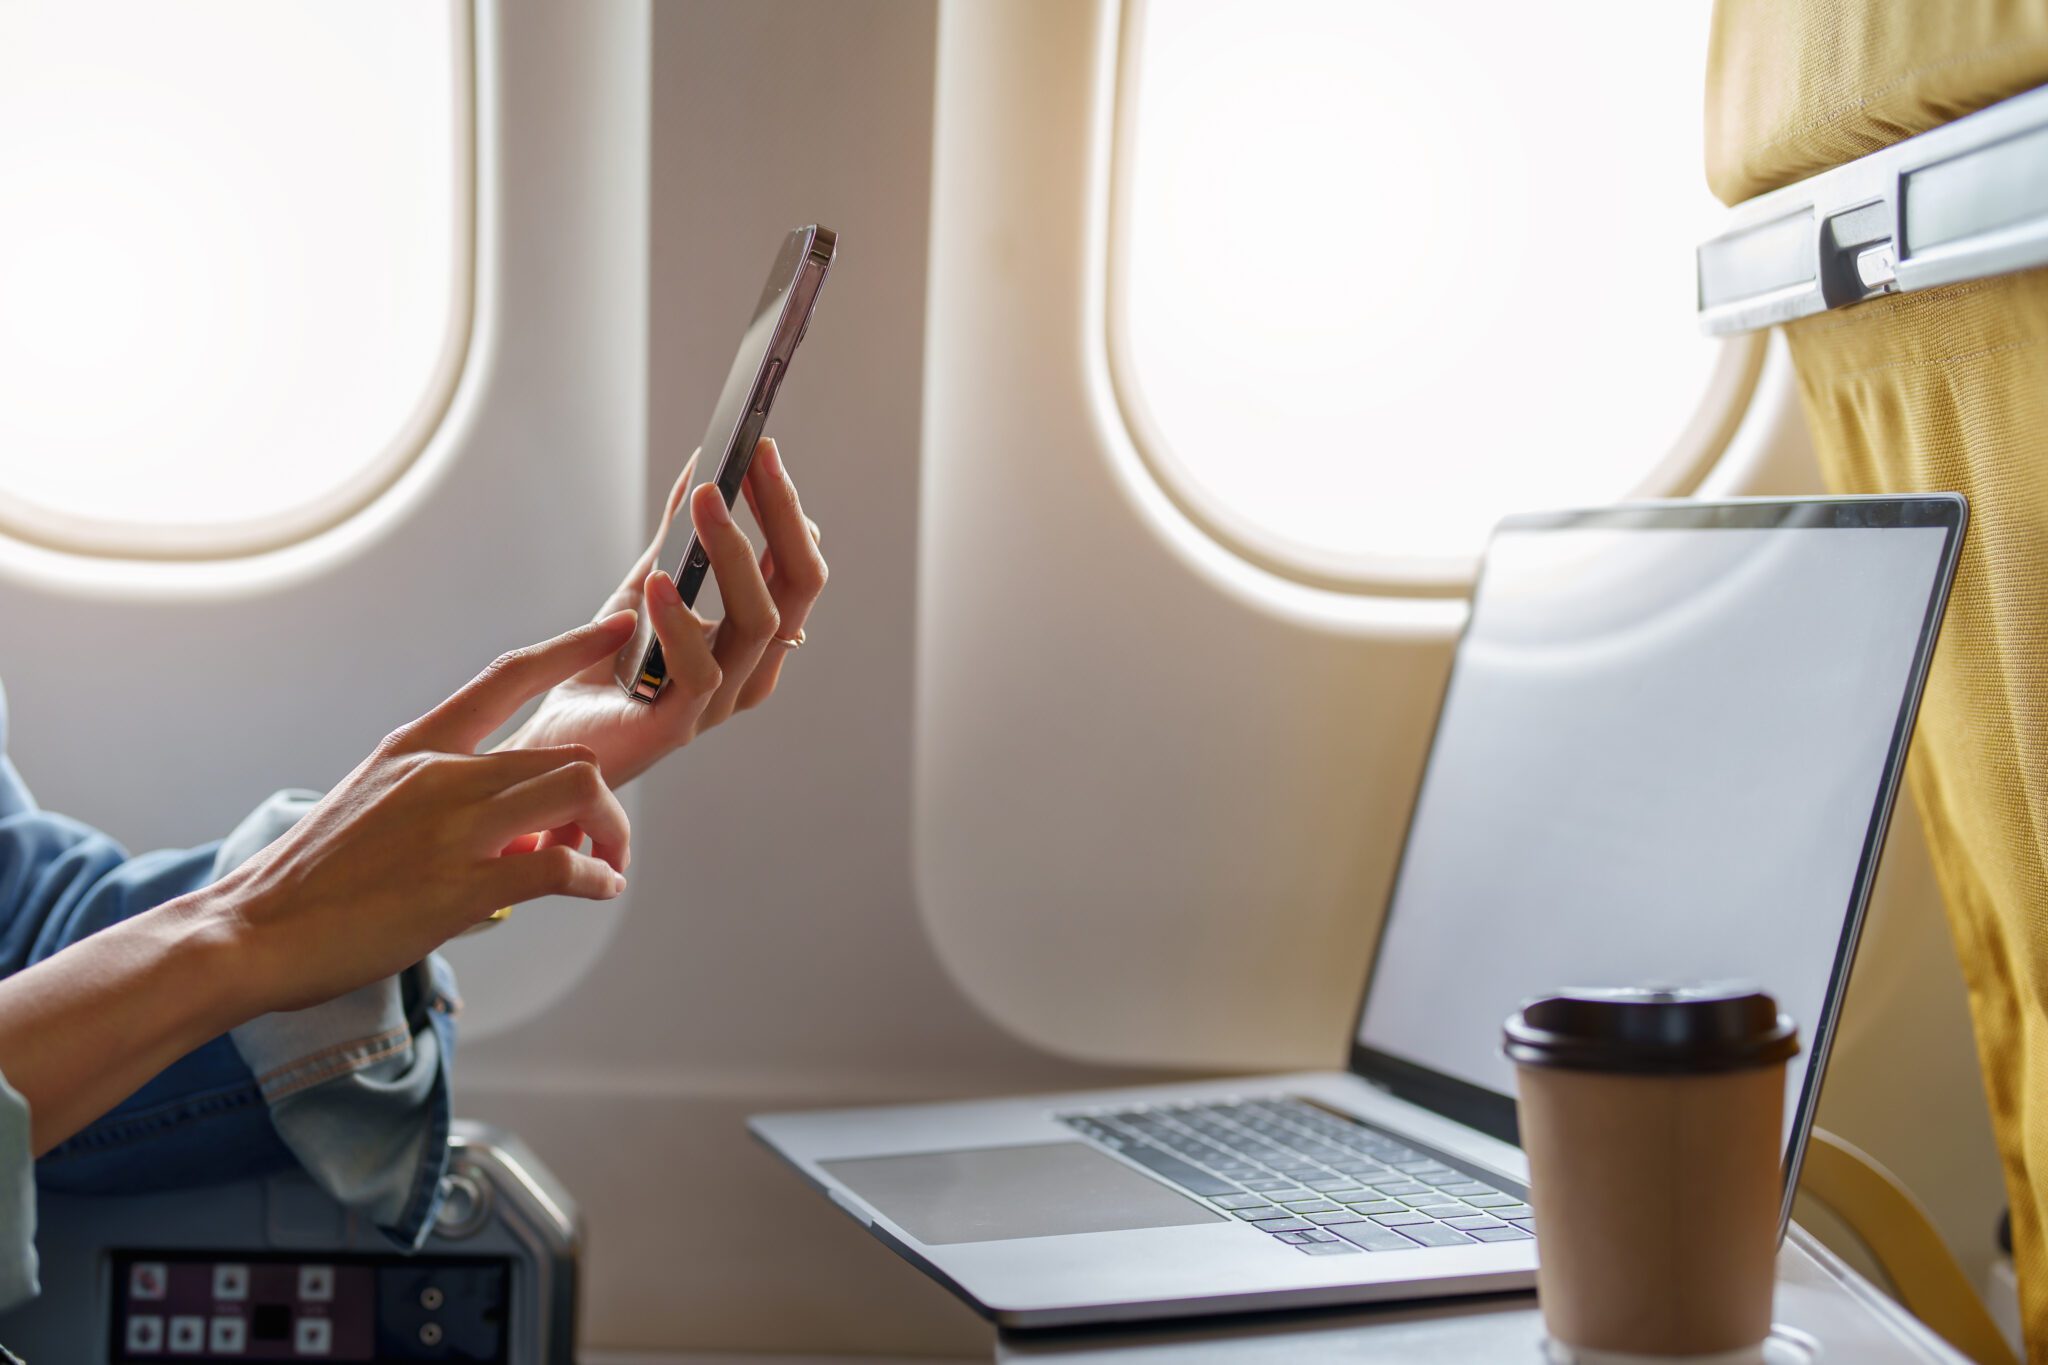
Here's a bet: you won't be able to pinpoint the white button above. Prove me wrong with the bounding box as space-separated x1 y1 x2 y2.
208 1316 247 1353
168 1315 205 1354
130 1262 168 1301
124 1315 164 1354
294 1317 333 1355
1856 243 1899 290
298 1264 334 1302
212 1263 249 1301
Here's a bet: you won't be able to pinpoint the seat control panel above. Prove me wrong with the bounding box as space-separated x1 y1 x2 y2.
108 1252 511 1363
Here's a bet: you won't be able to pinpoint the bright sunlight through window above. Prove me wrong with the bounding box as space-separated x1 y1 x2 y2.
0 0 468 559
1111 0 1733 582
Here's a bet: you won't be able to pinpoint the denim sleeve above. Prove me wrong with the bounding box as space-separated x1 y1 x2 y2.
0 690 297 1202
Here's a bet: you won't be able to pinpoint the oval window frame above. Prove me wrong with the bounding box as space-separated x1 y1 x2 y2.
1102 0 1767 597
0 0 477 562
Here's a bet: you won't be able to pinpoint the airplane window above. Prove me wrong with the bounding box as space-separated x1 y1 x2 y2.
1109 0 1734 586
0 0 469 559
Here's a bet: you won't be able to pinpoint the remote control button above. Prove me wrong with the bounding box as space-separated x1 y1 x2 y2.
295 1317 333 1355
213 1263 249 1301
298 1264 334 1302
125 1316 164 1354
209 1316 247 1353
131 1262 168 1301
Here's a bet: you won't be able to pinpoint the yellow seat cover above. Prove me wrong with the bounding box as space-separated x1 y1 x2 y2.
1710 4 2048 1356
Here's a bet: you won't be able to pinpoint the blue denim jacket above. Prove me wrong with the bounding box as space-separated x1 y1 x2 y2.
0 683 457 1311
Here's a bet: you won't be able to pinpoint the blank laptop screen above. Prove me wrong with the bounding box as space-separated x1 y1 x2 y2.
1353 506 1955 1143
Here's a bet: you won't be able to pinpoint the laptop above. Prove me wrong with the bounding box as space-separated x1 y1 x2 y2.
753 496 1967 1329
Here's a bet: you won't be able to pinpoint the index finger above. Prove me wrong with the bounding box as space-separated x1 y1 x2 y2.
409 610 639 754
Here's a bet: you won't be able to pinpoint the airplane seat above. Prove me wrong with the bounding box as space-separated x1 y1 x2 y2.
0 1120 577 1362
1703 1 2048 1358
1799 1127 2020 1365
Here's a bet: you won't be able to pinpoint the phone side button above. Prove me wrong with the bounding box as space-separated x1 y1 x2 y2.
752 358 784 414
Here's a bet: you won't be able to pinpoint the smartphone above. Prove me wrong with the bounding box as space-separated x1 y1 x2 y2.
616 223 837 701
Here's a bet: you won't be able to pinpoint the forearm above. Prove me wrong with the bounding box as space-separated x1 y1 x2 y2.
0 887 252 1155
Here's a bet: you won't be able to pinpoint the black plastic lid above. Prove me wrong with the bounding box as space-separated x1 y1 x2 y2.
1502 984 1799 1075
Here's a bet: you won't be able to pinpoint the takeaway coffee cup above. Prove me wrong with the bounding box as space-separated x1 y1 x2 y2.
1504 985 1799 1362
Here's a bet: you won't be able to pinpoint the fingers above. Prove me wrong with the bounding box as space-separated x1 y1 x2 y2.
467 750 604 858
582 451 707 680
481 843 626 910
533 823 586 855
487 757 631 871
644 569 721 731
409 612 639 755
611 449 700 606
742 439 829 611
667 449 701 517
461 743 600 792
735 439 828 712
691 481 781 727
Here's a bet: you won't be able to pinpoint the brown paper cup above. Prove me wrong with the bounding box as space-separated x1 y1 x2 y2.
1518 1062 1786 1357
1505 986 1797 1361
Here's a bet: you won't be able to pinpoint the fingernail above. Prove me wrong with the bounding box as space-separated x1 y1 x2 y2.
759 438 784 479
598 608 636 632
701 488 733 526
649 571 679 605
612 872 627 895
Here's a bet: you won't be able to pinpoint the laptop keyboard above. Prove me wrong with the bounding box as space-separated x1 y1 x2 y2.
1059 1097 1534 1256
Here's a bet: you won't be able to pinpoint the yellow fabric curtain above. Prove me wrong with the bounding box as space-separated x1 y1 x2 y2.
1783 271 2048 1359
1705 0 2048 205
1708 2 2048 1357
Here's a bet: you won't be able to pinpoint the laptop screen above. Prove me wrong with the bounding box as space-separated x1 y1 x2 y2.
1351 499 1961 1166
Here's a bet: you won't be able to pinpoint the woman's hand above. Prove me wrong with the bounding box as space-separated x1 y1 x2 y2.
0 613 643 1153
217 612 642 1016
498 437 829 788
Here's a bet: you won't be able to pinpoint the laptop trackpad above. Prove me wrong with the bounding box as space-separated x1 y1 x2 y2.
821 1142 1226 1245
